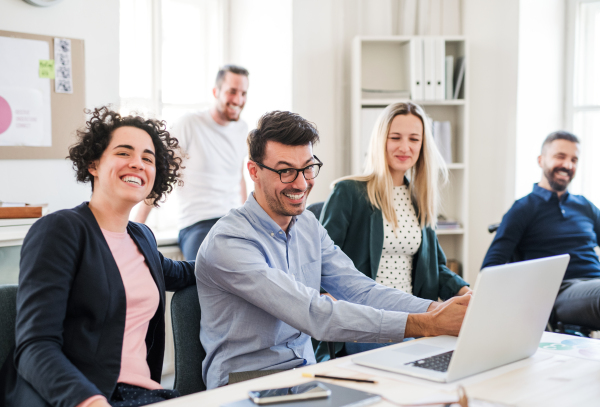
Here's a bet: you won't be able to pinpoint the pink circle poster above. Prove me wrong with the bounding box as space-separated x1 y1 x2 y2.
0 95 12 135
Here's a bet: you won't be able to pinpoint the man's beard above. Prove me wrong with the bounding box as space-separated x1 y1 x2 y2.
544 166 573 192
217 103 242 122
266 186 311 218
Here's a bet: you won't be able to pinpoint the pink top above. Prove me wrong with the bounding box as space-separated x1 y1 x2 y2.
76 228 162 407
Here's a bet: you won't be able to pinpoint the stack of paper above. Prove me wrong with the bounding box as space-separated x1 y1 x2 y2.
361 89 410 100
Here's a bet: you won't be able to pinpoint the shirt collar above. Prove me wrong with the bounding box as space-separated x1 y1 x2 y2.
532 183 570 202
244 193 298 234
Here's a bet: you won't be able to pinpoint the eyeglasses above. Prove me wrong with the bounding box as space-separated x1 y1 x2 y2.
255 155 323 184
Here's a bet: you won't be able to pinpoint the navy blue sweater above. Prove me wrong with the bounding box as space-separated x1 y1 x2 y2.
482 184 600 280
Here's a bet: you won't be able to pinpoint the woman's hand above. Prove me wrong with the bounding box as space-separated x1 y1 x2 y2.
457 286 472 296
88 399 111 407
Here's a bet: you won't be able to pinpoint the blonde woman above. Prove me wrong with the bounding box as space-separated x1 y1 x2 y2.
315 102 470 360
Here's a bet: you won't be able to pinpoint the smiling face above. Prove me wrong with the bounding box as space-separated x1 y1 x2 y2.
538 139 580 194
386 114 424 185
88 126 156 208
248 141 316 230
213 72 248 123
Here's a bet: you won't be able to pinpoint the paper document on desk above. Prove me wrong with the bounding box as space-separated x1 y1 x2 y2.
538 332 600 361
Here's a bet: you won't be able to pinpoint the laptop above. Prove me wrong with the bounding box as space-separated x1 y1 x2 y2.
352 254 569 383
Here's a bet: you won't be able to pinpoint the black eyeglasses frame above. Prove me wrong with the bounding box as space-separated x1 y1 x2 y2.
254 155 323 184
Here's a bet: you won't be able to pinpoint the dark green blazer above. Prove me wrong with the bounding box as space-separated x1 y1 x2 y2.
314 180 468 361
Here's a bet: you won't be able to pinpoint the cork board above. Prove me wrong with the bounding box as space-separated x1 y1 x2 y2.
0 30 85 159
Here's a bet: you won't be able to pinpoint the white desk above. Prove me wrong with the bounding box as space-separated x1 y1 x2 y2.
159 333 600 407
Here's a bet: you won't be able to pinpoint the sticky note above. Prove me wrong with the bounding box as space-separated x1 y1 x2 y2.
39 60 55 79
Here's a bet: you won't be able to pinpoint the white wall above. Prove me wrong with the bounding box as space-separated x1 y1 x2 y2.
515 0 566 199
291 0 342 204
463 0 520 280
229 0 293 130
291 0 373 204
0 0 120 212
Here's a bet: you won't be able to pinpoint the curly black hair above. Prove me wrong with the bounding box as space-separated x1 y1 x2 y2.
68 106 183 207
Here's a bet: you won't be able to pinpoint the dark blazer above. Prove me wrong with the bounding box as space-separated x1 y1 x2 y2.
314 180 468 361
0 203 196 407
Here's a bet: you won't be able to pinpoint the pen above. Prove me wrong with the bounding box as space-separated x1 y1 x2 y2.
301 372 378 384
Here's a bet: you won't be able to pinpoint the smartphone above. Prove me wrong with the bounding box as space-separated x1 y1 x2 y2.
248 382 331 404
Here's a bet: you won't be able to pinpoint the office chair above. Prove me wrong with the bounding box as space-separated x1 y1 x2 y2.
487 222 595 338
0 284 18 368
306 202 324 220
171 285 206 395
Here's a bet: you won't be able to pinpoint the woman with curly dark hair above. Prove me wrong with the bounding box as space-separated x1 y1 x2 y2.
0 107 196 407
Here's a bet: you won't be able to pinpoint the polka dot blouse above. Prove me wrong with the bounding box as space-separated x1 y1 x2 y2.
375 185 422 293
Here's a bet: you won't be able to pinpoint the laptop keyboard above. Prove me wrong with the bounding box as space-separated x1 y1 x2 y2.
405 350 454 372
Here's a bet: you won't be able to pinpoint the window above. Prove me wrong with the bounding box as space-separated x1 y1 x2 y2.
119 0 293 233
566 0 600 204
120 0 224 232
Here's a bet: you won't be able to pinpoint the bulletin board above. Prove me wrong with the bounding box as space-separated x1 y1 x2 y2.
0 30 85 159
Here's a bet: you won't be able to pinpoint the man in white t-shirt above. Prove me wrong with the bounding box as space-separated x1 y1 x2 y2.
135 65 249 260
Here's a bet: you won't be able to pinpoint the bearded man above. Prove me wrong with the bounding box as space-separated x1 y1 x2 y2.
482 131 600 331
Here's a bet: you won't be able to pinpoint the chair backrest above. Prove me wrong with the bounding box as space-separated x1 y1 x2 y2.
170 285 206 395
306 202 324 220
0 285 18 368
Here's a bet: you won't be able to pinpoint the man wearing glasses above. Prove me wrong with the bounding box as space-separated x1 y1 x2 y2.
196 110 471 389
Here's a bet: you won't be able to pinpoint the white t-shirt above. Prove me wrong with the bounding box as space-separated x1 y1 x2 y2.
175 109 248 230
375 185 422 293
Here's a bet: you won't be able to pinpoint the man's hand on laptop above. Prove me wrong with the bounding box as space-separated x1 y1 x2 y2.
405 293 471 338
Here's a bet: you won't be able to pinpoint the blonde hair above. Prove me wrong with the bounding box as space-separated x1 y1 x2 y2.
335 102 448 229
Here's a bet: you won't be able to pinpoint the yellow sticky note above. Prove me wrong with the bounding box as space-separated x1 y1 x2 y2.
39 60 55 79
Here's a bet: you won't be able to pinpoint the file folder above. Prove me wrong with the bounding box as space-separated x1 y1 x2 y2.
423 38 435 100
434 38 445 100
410 38 423 100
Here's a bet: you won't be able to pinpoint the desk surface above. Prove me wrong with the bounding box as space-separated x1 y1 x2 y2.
159 333 600 407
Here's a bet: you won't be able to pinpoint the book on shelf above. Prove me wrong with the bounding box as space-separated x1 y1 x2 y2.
432 120 452 163
445 55 454 99
453 56 465 99
436 215 461 230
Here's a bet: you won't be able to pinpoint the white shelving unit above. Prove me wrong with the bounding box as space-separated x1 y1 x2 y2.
351 36 470 281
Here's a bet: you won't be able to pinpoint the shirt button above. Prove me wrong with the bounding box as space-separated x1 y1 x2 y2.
279 231 283 234
562 210 565 214
270 232 274 236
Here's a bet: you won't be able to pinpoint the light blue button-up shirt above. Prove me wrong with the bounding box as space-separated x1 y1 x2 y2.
196 194 432 389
